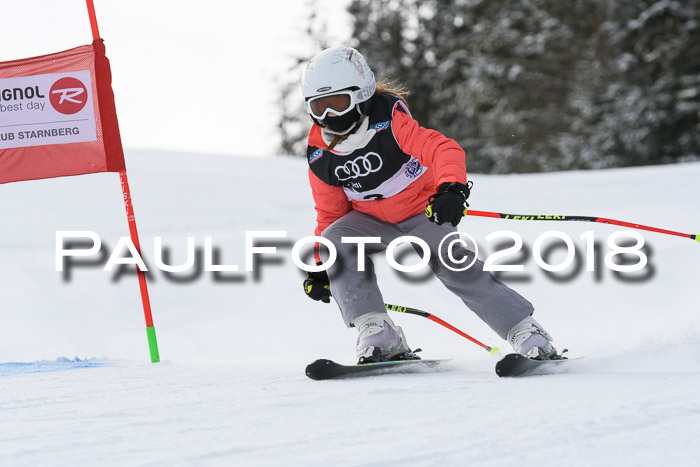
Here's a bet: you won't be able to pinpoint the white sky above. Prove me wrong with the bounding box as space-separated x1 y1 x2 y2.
0 0 351 157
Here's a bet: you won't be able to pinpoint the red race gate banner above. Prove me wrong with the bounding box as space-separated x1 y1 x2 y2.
0 39 125 184
0 0 160 363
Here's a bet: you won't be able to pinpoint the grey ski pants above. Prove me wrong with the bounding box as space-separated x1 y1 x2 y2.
320 210 533 338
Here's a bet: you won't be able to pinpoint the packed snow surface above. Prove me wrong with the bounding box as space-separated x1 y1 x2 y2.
1 151 699 466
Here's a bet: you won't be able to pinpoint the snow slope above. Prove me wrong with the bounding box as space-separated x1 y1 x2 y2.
1 151 699 466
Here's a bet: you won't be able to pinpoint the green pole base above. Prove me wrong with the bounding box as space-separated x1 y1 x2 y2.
146 326 160 363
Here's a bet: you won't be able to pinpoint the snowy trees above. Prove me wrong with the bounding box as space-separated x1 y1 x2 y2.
279 0 700 173
590 1 700 168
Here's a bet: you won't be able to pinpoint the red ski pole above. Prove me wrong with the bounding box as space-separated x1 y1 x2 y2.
385 304 500 355
467 210 699 243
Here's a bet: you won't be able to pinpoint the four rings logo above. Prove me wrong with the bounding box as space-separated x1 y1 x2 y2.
335 152 383 181
49 77 88 115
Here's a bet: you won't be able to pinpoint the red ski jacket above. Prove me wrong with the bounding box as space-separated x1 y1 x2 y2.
307 96 467 238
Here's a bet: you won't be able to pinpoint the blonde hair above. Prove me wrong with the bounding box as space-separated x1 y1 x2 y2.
375 76 410 104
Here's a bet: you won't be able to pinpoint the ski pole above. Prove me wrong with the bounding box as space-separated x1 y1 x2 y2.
467 210 700 243
385 304 500 356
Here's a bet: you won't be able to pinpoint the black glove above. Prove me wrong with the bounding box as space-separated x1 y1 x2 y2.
303 270 331 303
425 181 472 227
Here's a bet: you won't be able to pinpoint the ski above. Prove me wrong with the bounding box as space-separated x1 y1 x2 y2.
305 358 445 381
495 353 573 377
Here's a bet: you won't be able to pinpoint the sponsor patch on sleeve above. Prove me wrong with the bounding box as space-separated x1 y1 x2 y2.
404 158 424 178
369 121 390 131
309 148 324 164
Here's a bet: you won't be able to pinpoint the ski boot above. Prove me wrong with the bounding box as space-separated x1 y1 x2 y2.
353 312 416 364
507 315 561 360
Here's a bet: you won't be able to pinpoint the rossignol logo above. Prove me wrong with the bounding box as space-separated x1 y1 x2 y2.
0 70 96 150
335 152 383 181
49 77 88 115
0 86 45 102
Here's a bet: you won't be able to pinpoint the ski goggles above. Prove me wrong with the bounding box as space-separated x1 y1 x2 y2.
305 89 358 120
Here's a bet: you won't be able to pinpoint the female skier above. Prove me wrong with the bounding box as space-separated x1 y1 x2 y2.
301 46 559 363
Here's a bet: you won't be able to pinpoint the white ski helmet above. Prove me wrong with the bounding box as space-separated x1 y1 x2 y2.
301 46 376 113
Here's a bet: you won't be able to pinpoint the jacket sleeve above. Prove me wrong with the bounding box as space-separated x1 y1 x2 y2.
391 108 467 188
308 168 352 237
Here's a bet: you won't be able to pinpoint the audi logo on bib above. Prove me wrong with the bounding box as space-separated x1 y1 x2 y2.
335 152 383 182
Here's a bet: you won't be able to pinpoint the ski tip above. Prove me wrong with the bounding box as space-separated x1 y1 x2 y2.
495 353 575 377
305 359 336 381
495 353 525 377
488 346 500 356
693 234 700 244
